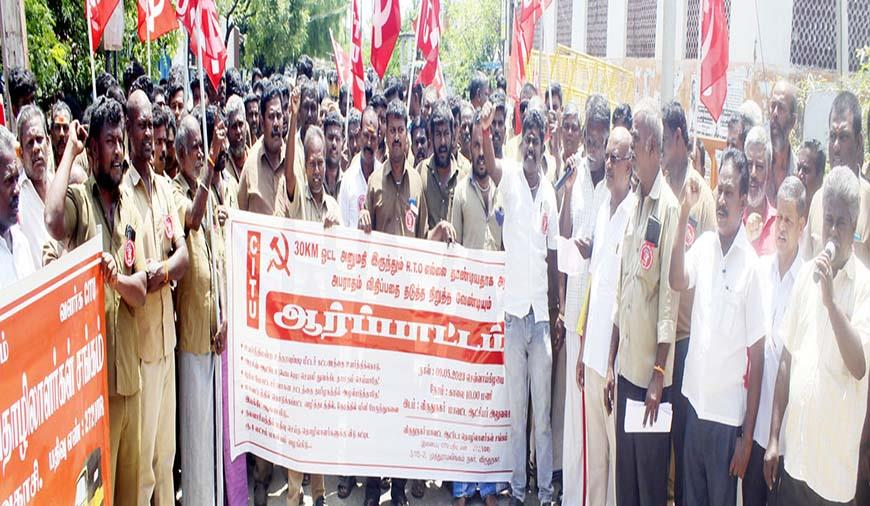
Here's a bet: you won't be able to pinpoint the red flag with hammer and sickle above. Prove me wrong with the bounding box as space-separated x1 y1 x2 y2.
370 0 400 79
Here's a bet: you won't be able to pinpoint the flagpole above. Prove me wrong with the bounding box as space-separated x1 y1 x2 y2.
85 1 98 101
146 0 152 78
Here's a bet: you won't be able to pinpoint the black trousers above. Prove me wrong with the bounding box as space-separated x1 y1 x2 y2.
672 338 690 506
615 375 672 506
365 477 407 501
779 467 855 506
743 441 779 506
683 404 737 506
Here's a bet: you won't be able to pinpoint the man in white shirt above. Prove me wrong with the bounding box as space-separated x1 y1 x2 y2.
559 95 610 505
0 125 35 288
669 148 766 506
764 166 870 505
16 104 54 267
576 126 636 506
338 107 380 230
742 176 806 505
481 100 562 506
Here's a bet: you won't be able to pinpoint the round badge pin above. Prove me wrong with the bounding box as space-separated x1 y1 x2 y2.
685 223 696 247
124 240 135 268
164 215 173 240
640 241 653 270
357 194 366 211
405 208 416 232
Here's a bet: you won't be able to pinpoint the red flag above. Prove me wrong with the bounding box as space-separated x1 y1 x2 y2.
137 0 178 41
370 0 400 79
351 0 366 111
700 0 729 123
189 0 226 94
330 29 350 87
86 0 121 51
0 101 5 126
415 0 442 88
175 0 197 34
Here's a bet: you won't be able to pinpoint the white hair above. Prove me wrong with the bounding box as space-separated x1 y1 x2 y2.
739 100 763 129
174 115 201 158
0 125 16 160
744 125 772 167
777 175 807 217
823 166 861 227
225 94 245 122
634 97 662 152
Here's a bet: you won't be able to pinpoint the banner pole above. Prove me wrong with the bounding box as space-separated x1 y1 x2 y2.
86 1 98 102
146 0 152 78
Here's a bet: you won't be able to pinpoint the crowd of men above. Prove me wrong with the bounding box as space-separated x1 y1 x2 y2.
0 55 868 506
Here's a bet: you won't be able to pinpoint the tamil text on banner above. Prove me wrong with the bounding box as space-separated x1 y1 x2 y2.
0 236 111 506
226 210 510 482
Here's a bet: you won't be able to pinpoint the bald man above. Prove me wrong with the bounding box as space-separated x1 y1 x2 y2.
122 90 190 506
767 80 798 204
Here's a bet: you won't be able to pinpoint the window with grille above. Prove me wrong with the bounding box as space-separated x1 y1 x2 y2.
626 0 657 58
791 0 837 69
849 0 870 71
685 0 732 59
586 0 608 57
556 0 574 47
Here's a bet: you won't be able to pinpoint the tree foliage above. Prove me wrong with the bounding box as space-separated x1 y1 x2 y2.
440 0 502 97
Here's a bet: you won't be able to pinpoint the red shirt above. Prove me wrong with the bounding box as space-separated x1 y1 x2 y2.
743 199 777 256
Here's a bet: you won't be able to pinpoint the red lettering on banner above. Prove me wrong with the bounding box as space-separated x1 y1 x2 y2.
264 293 505 365
247 231 261 328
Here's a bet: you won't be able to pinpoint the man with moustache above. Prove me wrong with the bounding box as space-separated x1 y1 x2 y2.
558 94 611 506
795 140 826 221
346 109 362 162
322 111 344 198
338 107 380 237
226 95 249 182
0 126 35 286
742 176 806 506
743 126 777 255
152 106 172 177
45 97 148 506
16 105 56 266
49 100 72 169
767 81 798 204
459 101 475 162
670 149 766 506
245 92 262 142
410 116 430 165
764 166 870 505
469 73 490 110
559 103 582 164
489 90 508 164
576 126 637 506
122 90 189 506
418 101 468 229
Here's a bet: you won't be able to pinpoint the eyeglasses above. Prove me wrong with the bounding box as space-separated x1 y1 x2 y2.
606 151 633 164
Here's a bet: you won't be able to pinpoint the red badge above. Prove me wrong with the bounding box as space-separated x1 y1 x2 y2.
164 214 174 240
685 223 696 248
640 240 654 271
405 208 416 232
124 239 135 268
357 194 366 211
541 212 549 235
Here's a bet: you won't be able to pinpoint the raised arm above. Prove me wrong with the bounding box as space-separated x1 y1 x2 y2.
670 177 699 292
283 87 301 201
45 121 88 241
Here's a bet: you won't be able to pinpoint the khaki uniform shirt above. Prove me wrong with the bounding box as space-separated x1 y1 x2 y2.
615 171 681 388
63 177 146 396
275 174 343 224
451 175 502 251
418 155 467 229
237 137 286 216
366 154 429 239
122 166 183 362
667 166 717 340
806 175 870 268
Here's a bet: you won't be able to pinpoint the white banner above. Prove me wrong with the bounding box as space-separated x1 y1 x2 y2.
226 210 511 482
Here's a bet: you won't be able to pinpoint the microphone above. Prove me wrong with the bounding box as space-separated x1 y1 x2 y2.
554 163 575 192
813 241 837 283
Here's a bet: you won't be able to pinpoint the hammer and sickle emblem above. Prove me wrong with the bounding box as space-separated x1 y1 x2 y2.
268 233 291 276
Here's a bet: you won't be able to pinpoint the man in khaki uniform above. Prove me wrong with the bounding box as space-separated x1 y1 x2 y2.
358 99 454 506
44 97 148 506
419 101 470 229
122 90 189 506
661 100 716 506
605 99 680 506
238 83 289 217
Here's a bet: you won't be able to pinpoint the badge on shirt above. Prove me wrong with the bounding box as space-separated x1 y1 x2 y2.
640 241 654 270
164 214 174 240
685 216 698 248
405 197 418 232
124 225 137 269
357 194 366 211
495 207 505 226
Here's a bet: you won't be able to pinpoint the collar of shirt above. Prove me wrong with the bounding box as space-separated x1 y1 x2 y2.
259 139 285 173
382 152 414 185
426 155 460 187
0 225 36 289
721 224 755 259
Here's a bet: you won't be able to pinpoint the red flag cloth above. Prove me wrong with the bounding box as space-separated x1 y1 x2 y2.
415 0 442 87
0 101 5 126
137 0 178 41
700 0 729 123
330 29 350 87
370 0 400 79
86 0 121 51
351 0 366 111
189 0 226 94
175 0 197 34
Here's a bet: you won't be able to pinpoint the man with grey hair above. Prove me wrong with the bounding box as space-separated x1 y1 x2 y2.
744 176 806 505
606 98 680 506
0 125 35 287
49 100 72 169
744 125 776 255
767 80 799 204
763 166 870 505
226 94 249 181
726 101 762 152
16 104 55 266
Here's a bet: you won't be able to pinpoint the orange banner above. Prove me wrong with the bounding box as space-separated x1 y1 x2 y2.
0 237 111 506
